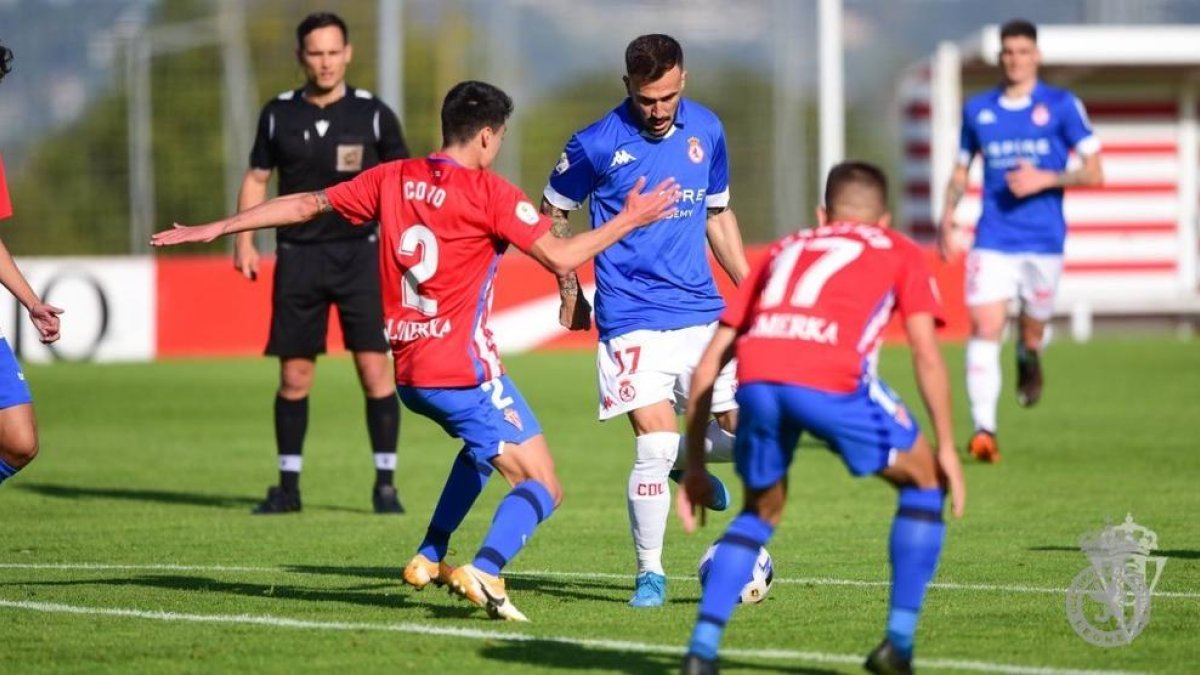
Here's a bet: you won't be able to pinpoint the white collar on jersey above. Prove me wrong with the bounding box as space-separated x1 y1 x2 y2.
641 124 678 140
998 80 1039 110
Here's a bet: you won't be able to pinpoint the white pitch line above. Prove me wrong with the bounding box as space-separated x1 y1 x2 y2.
2 563 1196 599
0 598 1144 675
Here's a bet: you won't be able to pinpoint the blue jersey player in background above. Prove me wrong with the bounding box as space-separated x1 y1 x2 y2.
938 19 1103 463
541 34 749 607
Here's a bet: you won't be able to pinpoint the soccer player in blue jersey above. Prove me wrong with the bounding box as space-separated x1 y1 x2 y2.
542 34 749 607
938 19 1103 463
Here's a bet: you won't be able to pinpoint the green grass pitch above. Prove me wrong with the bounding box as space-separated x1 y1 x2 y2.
1 340 1197 673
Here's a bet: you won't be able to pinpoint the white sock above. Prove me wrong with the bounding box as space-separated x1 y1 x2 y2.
628 432 677 576
966 338 1001 433
674 419 736 469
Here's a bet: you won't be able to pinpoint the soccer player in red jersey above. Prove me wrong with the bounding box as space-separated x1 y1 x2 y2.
152 80 679 621
0 42 65 490
675 162 965 674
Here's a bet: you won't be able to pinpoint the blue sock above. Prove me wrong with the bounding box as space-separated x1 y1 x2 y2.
887 487 946 658
472 480 556 576
688 512 775 660
0 457 19 487
418 450 492 562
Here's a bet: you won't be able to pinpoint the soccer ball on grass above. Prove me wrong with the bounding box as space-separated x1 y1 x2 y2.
697 542 774 604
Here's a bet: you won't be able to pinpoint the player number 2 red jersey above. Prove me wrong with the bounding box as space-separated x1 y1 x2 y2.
325 154 552 387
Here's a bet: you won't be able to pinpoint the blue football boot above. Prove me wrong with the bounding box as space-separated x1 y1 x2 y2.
629 571 667 607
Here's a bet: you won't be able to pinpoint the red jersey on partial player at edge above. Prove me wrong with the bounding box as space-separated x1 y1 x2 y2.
0 153 13 221
325 153 552 388
722 222 945 394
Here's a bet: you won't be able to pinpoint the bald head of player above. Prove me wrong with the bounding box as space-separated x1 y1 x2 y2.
818 161 892 228
440 80 515 171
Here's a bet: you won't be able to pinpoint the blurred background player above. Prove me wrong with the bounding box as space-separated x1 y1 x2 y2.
152 80 681 622
938 18 1103 463
234 13 410 513
541 33 749 608
0 41 64 489
677 162 965 675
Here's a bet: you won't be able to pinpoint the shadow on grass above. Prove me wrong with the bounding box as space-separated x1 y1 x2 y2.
17 482 364 514
2 574 476 619
283 566 636 604
480 640 842 674
1030 545 1200 560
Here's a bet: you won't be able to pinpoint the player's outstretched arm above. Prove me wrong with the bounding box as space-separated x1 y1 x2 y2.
676 324 737 533
905 312 965 518
528 176 679 276
151 190 332 248
540 198 591 331
705 207 749 285
938 164 970 263
0 237 62 344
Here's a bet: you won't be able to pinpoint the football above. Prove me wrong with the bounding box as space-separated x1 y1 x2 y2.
698 542 774 604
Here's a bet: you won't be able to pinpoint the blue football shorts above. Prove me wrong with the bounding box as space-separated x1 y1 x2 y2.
398 374 542 472
0 338 32 410
733 378 920 490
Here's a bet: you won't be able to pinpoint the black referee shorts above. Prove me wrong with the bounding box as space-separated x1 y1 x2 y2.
266 236 389 358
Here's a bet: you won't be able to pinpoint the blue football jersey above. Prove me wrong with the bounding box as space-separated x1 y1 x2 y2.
544 98 730 340
959 81 1099 254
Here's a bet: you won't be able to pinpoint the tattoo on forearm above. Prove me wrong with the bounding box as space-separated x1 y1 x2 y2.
314 191 332 213
547 206 580 294
946 182 965 207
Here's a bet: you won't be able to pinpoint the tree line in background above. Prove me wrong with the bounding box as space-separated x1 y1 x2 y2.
9 0 894 255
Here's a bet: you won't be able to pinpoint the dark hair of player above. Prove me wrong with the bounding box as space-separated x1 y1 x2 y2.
625 34 684 82
824 161 889 220
1000 19 1037 43
296 12 348 49
0 43 12 84
441 81 514 146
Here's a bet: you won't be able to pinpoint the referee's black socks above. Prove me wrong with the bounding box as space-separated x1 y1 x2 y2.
274 394 308 493
367 394 400 487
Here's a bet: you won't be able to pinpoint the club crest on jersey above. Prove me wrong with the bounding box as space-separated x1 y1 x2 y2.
337 144 364 172
1032 103 1051 126
516 201 539 225
975 109 996 125
687 136 704 164
504 407 524 431
554 152 570 175
618 379 637 403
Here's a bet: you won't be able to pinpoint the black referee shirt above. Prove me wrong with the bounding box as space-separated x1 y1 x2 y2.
249 85 409 243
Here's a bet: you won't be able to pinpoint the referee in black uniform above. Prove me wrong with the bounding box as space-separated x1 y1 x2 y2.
234 12 407 514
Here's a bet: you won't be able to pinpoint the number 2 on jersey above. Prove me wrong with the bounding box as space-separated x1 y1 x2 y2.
759 236 864 309
399 224 438 316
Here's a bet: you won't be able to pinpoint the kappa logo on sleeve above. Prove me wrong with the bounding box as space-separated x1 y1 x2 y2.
610 149 637 168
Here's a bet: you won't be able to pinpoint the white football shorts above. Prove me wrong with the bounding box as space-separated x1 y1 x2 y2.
965 249 1064 322
596 322 738 421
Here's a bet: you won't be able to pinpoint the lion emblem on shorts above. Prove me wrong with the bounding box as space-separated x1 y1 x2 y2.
618 380 637 403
